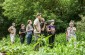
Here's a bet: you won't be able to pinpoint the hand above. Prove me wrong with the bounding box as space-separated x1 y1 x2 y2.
51 28 55 31
42 28 44 31
38 29 41 33
73 27 76 31
11 31 14 34
36 29 39 32
19 32 21 34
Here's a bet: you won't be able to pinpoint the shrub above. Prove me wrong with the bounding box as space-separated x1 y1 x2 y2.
0 31 85 55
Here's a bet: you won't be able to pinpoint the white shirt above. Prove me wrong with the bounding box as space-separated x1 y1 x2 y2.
9 26 16 35
67 27 76 37
34 18 41 33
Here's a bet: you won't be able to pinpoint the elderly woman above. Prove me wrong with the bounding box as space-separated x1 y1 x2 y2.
66 20 76 42
8 23 16 44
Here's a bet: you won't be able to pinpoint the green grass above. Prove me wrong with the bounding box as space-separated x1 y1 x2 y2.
0 32 85 55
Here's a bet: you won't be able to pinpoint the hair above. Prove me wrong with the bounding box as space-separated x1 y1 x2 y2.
41 18 45 22
36 13 41 17
70 20 74 23
12 22 15 26
69 20 74 26
51 19 55 22
27 20 31 24
21 24 24 27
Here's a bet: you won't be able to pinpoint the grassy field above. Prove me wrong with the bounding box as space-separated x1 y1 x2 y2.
0 32 85 55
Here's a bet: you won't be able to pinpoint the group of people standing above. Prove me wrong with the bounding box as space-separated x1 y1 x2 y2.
8 13 56 46
8 13 77 48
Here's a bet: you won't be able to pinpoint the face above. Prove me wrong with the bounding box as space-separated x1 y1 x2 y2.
29 20 32 24
69 22 74 27
12 23 15 27
38 15 42 20
21 24 25 29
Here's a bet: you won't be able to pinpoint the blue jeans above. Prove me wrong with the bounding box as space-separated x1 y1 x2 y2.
26 32 32 44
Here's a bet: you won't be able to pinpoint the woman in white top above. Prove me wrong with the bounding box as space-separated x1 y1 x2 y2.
66 20 76 41
8 23 16 44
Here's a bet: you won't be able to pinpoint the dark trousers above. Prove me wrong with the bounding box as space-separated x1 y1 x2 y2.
20 35 25 44
49 34 55 48
41 31 47 37
26 33 32 44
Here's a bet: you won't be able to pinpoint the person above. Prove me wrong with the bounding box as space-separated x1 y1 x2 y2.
19 24 26 44
33 13 42 42
66 20 76 42
33 13 42 50
26 20 33 44
47 20 56 48
40 18 45 35
8 22 16 44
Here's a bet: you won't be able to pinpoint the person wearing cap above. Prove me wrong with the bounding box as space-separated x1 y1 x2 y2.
66 20 76 42
26 20 33 44
8 22 16 44
33 13 42 50
47 20 56 48
19 24 26 44
33 13 42 41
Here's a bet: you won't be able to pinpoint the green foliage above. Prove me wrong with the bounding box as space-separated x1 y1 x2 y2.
0 32 85 55
55 33 67 45
76 31 85 41
56 31 85 43
76 15 85 31
2 0 84 33
0 0 85 36
0 4 12 37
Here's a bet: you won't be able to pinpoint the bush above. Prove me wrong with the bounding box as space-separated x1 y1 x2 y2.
0 31 85 55
76 31 85 41
76 15 85 32
55 33 67 45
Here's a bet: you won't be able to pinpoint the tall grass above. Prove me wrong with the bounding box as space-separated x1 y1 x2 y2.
0 32 85 55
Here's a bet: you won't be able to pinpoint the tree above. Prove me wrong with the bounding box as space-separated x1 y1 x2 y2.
76 14 85 31
0 0 12 37
2 0 85 33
